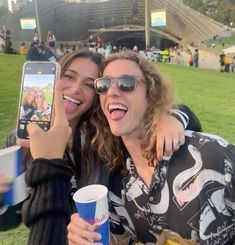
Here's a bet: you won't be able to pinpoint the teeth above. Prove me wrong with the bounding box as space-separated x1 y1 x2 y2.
63 95 81 104
108 104 127 111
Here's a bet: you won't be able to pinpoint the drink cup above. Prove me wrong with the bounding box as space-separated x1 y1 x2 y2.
0 145 28 206
73 184 109 245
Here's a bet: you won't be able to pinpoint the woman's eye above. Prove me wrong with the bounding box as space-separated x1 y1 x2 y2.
85 83 94 89
64 74 74 80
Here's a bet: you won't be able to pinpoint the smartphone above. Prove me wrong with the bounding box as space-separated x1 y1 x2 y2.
16 61 60 139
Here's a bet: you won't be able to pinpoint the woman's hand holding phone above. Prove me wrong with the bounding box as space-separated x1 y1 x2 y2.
19 81 71 160
17 62 60 140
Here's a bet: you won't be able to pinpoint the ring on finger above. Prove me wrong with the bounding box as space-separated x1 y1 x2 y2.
173 139 181 147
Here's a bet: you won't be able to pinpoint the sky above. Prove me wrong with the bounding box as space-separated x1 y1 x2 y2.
23 74 55 89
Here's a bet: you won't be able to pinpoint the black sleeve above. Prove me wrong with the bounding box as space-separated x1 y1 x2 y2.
171 104 202 132
22 158 73 245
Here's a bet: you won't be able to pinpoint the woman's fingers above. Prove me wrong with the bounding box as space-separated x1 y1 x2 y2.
164 135 175 156
50 80 71 146
53 80 69 127
17 139 30 148
157 132 184 160
0 184 10 193
179 132 185 146
156 134 164 161
27 122 44 138
155 113 186 161
0 175 11 192
52 81 72 148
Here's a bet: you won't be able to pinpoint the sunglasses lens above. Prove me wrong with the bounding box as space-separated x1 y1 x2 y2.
95 76 138 94
95 78 111 94
118 76 136 92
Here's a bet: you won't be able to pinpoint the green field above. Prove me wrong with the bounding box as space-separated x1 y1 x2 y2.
0 55 24 147
157 63 235 143
0 54 235 244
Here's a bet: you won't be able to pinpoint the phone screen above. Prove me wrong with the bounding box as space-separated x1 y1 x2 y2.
17 62 58 139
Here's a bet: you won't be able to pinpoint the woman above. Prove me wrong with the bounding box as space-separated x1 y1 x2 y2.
33 28 40 44
68 51 235 244
20 88 36 120
1 50 104 232
31 89 52 121
47 31 56 54
0 50 200 241
0 50 104 232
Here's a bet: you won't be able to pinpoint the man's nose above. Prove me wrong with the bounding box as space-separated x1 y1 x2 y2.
107 81 121 96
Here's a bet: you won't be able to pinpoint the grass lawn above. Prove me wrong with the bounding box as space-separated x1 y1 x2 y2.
157 62 235 143
0 225 29 245
0 54 234 244
0 54 29 244
0 54 25 147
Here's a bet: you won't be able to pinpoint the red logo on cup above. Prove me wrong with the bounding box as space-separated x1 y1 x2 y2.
87 214 106 227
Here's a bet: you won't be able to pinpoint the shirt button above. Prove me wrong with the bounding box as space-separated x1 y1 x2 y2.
150 196 154 201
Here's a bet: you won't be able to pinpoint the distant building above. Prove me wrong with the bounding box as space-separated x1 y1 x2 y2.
7 0 32 13
65 0 110 2
0 0 230 50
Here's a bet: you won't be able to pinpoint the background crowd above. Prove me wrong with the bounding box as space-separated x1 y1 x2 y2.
1 25 235 73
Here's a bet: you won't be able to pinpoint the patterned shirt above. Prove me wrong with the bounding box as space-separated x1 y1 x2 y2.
31 104 51 121
108 131 235 245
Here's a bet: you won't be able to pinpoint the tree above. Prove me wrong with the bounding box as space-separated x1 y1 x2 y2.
183 0 235 27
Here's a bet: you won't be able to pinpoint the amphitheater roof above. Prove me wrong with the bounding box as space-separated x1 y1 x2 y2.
0 0 229 44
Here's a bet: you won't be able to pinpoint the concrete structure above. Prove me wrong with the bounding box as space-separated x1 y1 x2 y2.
7 0 32 13
0 0 231 49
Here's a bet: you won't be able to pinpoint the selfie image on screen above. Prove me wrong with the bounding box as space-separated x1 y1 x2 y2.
20 74 53 122
18 69 55 138
17 63 56 139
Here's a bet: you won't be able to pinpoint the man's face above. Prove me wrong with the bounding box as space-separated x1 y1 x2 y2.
99 59 148 140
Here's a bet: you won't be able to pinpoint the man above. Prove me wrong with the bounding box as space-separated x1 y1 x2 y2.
69 50 235 244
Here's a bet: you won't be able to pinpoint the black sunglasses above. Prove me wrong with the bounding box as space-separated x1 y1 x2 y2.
94 75 145 94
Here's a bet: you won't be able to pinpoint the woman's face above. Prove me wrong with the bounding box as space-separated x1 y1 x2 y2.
60 57 99 124
35 92 44 107
99 59 148 139
27 90 35 103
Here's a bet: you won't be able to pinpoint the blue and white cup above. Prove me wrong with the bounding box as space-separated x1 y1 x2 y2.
0 145 28 206
73 184 109 245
